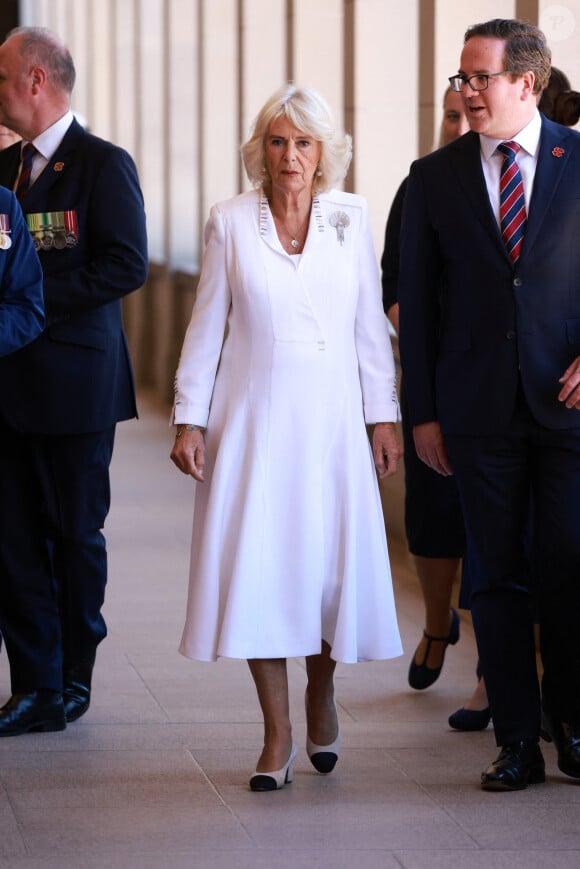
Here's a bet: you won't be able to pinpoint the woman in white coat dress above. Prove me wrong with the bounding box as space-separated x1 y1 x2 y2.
171 85 402 792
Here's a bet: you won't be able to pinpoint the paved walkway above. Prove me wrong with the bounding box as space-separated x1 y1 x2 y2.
0 394 578 869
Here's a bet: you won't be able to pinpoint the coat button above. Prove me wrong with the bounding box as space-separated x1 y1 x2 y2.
513 277 523 287
506 331 516 340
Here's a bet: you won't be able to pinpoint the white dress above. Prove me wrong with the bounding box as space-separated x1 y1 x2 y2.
174 188 402 663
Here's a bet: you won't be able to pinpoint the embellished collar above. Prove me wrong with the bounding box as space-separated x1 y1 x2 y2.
258 188 325 242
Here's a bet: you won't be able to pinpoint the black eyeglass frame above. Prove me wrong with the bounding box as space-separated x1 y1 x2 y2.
448 71 514 92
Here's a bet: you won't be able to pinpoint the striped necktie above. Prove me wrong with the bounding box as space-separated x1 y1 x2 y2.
497 141 526 263
15 142 36 202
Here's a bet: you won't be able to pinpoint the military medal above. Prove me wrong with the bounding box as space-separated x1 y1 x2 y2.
26 212 45 249
0 214 11 249
26 210 79 249
64 210 79 246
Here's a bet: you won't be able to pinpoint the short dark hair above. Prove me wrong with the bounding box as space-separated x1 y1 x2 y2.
9 26 76 94
464 18 551 95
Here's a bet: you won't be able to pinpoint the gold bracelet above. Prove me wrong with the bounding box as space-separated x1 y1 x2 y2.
175 424 203 440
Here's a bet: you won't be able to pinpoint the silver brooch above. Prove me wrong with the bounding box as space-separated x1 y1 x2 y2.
329 211 350 245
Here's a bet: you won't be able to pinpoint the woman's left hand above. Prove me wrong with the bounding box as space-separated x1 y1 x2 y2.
372 422 402 479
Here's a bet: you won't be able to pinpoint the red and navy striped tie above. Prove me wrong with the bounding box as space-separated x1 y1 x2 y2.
498 141 526 263
15 142 36 202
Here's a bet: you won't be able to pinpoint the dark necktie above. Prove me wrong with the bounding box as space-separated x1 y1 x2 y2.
15 142 36 202
497 141 526 263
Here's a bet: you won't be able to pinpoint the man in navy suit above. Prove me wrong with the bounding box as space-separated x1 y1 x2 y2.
0 27 148 735
399 18 580 790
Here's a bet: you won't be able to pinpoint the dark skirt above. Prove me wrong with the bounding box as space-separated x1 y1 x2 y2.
401 385 465 560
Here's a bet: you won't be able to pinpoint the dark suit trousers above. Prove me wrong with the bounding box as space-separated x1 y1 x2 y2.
446 391 580 745
0 424 115 693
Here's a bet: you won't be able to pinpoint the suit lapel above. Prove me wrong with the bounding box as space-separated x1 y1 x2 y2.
21 120 85 209
449 132 503 251
258 189 284 256
523 117 574 256
448 120 575 265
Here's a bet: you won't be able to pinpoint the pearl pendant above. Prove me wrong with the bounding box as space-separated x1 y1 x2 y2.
291 238 299 248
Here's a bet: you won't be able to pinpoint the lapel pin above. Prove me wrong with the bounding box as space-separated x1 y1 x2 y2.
53 161 65 171
552 147 565 158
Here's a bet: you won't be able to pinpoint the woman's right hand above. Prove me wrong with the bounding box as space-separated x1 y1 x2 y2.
170 425 206 481
412 421 453 477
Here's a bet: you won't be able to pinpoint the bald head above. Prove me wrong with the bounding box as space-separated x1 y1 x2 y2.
7 27 76 94
0 27 75 139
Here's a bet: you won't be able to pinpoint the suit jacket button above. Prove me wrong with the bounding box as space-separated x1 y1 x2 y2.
506 331 516 340
513 277 523 287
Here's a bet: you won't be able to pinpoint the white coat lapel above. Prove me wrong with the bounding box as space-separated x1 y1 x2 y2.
258 190 326 259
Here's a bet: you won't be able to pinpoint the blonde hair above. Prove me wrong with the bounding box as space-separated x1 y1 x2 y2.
241 85 352 196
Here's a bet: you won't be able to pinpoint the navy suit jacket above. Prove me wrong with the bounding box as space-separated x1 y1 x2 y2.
0 187 44 355
0 119 148 434
398 114 580 436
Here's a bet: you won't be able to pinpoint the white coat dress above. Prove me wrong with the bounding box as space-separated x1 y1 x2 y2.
174 188 402 663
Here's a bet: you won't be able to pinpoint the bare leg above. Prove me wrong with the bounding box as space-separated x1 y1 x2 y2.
463 675 489 711
247 658 293 771
412 555 460 668
305 641 338 745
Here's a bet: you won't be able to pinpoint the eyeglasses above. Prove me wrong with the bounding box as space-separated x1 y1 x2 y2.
448 71 513 92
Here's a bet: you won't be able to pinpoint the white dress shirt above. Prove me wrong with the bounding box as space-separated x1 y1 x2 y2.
16 110 74 191
479 109 542 227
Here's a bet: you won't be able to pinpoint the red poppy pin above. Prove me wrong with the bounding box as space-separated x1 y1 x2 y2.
53 161 65 171
552 147 565 158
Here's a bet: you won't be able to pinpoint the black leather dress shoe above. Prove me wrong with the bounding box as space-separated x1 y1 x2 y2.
0 692 66 737
541 710 580 779
63 680 91 723
481 739 545 791
63 663 93 723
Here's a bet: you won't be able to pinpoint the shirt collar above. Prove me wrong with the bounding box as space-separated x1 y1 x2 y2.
479 109 542 162
26 110 75 161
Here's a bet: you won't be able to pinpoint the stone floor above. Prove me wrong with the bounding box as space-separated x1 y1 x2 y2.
0 394 578 869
